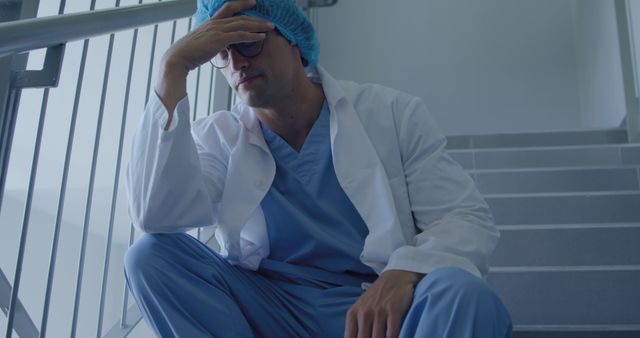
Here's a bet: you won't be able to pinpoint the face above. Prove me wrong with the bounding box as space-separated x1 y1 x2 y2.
219 28 303 108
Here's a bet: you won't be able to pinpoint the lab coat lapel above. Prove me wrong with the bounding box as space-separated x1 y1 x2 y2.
317 66 406 268
216 103 275 262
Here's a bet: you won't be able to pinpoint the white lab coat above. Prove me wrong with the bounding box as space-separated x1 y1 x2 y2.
126 65 499 278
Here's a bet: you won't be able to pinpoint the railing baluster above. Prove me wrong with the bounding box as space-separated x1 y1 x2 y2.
171 19 177 45
4 85 48 338
39 2 68 336
194 66 201 121
94 0 127 335
70 0 115 334
120 0 161 328
207 65 214 117
41 2 98 337
0 89 19 233
188 16 200 242
144 3 159 105
120 224 135 328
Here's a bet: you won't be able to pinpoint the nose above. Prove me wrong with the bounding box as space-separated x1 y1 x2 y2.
227 47 250 71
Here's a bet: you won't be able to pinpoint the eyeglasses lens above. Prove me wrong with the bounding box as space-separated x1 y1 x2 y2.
234 41 263 57
212 40 265 68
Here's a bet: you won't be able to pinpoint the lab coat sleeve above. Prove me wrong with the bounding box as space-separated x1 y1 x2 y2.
126 90 226 233
383 96 499 278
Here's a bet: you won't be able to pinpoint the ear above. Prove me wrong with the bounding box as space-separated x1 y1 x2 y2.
291 45 307 67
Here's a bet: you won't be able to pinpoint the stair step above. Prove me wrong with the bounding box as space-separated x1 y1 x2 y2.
487 269 640 326
491 224 640 266
449 151 474 168
472 167 639 194
446 128 628 150
512 328 640 338
448 144 640 170
485 192 640 225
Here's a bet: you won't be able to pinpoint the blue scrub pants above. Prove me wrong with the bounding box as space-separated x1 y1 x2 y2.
125 233 512 338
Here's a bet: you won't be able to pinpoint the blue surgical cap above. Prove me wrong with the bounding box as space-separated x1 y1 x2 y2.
194 0 320 67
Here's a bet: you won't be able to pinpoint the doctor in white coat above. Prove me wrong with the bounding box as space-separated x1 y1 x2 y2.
124 0 513 337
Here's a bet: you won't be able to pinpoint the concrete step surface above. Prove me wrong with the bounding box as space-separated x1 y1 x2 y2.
448 143 640 170
511 328 640 338
471 166 640 194
446 128 628 150
445 129 639 336
485 191 640 225
491 223 640 267
487 268 640 326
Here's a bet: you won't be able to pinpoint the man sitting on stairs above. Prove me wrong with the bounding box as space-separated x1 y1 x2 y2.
124 0 513 337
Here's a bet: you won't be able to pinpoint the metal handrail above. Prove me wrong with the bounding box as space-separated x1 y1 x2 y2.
0 0 339 59
0 0 196 58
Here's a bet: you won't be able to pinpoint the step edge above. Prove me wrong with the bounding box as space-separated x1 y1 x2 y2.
484 190 640 198
513 324 640 331
446 127 627 138
447 142 640 153
496 223 640 230
489 265 640 273
467 165 640 174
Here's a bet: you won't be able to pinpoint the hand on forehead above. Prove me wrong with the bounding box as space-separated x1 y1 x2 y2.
196 0 320 67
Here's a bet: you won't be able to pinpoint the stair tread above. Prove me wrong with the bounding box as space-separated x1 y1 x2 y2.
483 190 640 198
468 164 640 173
447 142 640 153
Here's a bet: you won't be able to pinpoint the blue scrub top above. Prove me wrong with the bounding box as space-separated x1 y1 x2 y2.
258 99 377 286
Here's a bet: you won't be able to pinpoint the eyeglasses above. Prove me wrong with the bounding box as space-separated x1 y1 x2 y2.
209 39 265 69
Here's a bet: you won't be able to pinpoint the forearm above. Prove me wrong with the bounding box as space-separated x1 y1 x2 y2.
155 55 189 130
126 88 215 232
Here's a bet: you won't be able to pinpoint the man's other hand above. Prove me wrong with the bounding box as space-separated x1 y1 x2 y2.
344 270 425 338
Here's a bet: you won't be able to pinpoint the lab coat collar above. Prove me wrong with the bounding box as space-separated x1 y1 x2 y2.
313 65 348 109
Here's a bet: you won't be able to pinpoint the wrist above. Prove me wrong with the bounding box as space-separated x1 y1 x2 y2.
382 269 425 286
160 54 189 79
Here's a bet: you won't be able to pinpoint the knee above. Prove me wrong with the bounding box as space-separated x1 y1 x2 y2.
124 233 185 280
405 267 512 337
124 232 226 282
415 267 504 311
125 234 161 278
416 267 494 297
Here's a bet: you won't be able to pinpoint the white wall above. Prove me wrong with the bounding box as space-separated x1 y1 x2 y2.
315 0 600 135
572 0 626 129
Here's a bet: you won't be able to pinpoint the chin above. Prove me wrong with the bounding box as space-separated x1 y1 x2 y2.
240 93 270 109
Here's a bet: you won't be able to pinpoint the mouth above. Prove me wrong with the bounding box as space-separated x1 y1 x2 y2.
237 74 261 89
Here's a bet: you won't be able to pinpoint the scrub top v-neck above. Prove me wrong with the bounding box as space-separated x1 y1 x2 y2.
258 99 377 286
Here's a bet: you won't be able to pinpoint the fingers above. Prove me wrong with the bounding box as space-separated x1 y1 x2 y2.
222 31 266 45
344 308 357 338
371 313 386 338
195 15 273 53
215 17 274 34
345 306 401 338
385 314 402 338
211 0 257 20
356 311 373 338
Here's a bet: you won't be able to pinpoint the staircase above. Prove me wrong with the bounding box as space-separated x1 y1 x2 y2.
446 128 640 338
